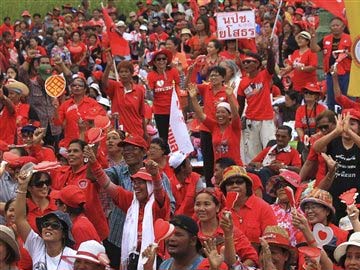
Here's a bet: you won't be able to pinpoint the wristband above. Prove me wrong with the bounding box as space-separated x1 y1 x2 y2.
103 180 111 189
16 189 27 194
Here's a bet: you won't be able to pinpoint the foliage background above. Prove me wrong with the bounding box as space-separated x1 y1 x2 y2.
0 0 135 22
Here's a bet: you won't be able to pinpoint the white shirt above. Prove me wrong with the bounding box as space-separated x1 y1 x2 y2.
25 230 76 270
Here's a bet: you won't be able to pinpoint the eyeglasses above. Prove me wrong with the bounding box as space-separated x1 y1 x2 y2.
303 203 324 212
155 57 167 62
317 124 330 131
225 179 245 186
31 180 51 188
122 145 141 152
304 90 317 95
242 60 256 64
41 220 63 230
71 83 85 88
209 73 221 78
149 145 163 151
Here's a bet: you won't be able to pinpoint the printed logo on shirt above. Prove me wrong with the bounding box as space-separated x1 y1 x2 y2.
216 140 229 155
34 261 46 270
244 82 264 97
78 179 88 189
154 85 173 93
156 80 164 87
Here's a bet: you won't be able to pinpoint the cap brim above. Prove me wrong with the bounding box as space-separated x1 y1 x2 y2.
300 198 335 215
63 254 101 265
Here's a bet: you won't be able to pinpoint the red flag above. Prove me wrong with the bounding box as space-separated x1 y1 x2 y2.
102 7 130 56
311 0 345 20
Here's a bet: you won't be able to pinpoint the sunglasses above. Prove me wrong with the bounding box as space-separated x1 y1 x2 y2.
317 124 330 131
304 90 317 95
242 60 256 64
155 57 167 62
41 220 63 230
225 179 245 186
31 180 51 188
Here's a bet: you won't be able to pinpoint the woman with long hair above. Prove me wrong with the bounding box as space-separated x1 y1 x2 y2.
0 225 20 270
67 31 87 68
51 36 72 67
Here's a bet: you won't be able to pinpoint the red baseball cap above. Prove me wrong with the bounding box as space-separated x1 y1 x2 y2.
302 82 321 93
52 185 86 208
131 167 152 181
118 134 148 149
343 108 360 121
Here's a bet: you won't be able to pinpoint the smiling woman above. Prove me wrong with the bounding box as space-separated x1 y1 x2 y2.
14 170 77 270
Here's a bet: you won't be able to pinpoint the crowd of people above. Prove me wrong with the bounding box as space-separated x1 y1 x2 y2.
0 0 359 269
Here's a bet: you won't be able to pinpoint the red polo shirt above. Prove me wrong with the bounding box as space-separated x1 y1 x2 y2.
198 223 259 264
72 213 101 249
147 68 180 115
225 194 277 243
251 145 301 168
295 104 326 132
197 84 228 132
0 106 16 144
237 69 274 121
170 171 201 217
26 197 57 234
55 96 106 147
51 165 109 240
203 116 243 166
105 80 146 136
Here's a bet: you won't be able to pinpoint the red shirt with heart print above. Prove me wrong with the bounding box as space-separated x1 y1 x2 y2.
147 67 180 115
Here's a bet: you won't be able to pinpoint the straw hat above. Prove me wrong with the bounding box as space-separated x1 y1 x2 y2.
300 188 336 215
0 225 20 261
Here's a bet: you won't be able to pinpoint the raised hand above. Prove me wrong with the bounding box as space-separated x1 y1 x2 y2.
219 211 233 237
83 145 97 164
334 114 344 135
145 160 159 177
188 83 198 98
224 84 234 96
291 211 310 232
32 128 46 145
142 244 158 270
321 153 337 173
203 238 224 270
342 112 351 134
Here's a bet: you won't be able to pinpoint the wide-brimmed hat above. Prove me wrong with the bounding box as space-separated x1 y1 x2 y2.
36 211 75 247
219 165 253 189
6 80 29 96
0 225 20 261
334 232 360 262
131 167 153 181
300 188 336 215
266 170 301 198
257 226 297 262
52 185 86 208
180 28 192 36
118 134 148 149
298 31 311 40
63 240 109 266
149 49 173 66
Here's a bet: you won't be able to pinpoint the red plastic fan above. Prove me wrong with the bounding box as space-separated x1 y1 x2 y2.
339 188 358 206
225 192 239 210
33 161 61 172
284 186 296 208
87 127 105 145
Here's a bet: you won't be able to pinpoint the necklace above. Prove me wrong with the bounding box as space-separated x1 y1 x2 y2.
45 247 64 270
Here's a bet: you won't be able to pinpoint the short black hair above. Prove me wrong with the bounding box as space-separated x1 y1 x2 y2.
150 137 169 154
3 17 10 22
207 66 226 78
277 125 292 137
215 157 236 169
68 139 87 151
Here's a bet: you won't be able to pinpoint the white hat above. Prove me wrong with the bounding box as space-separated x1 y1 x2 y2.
139 24 148 31
169 151 187 169
216 102 231 113
63 240 109 266
89 83 101 96
116 20 126 27
96 96 111 108
334 232 360 262
339 215 353 231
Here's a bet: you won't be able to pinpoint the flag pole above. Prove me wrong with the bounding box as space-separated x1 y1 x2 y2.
270 0 283 40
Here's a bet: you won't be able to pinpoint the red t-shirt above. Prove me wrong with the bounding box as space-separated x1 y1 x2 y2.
198 84 228 132
149 32 169 49
67 42 87 66
251 146 302 168
55 96 106 147
147 68 180 115
295 104 326 131
170 172 201 217
105 80 146 136
237 69 274 120
203 116 243 166
0 106 16 144
72 213 101 249
287 49 318 91
51 165 109 240
224 194 277 243
26 197 57 234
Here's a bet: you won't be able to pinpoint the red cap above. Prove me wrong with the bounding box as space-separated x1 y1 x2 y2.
131 167 152 181
0 140 9 152
2 152 37 167
302 82 321 93
94 115 111 129
21 10 31 17
92 71 103 81
343 109 360 121
295 8 304 15
52 185 86 208
83 107 105 121
118 134 148 149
